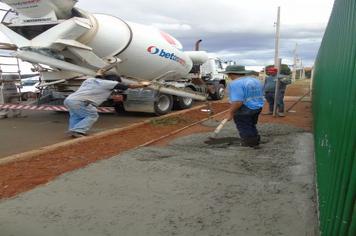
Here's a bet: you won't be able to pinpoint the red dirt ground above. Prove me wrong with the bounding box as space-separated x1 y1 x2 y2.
0 80 312 200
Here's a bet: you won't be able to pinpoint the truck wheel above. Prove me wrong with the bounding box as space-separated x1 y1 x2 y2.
211 84 225 100
114 103 125 113
175 88 194 110
21 93 29 101
154 93 173 115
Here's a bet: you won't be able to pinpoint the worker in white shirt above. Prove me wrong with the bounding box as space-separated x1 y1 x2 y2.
64 72 150 138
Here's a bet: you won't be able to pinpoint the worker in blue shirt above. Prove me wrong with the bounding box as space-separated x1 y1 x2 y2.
224 65 264 147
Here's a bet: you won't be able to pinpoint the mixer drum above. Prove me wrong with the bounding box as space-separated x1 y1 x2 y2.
85 14 193 80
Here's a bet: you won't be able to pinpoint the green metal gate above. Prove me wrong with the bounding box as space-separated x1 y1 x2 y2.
313 0 355 235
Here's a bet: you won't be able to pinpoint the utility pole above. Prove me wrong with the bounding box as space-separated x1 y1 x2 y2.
300 58 304 80
273 6 281 117
274 6 281 68
273 58 282 117
292 43 298 82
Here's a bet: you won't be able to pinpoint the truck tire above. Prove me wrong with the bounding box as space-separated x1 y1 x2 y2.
114 103 125 113
154 93 173 115
174 88 194 110
211 84 225 100
21 92 29 101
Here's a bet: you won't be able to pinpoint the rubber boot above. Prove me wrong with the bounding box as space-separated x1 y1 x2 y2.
241 137 259 147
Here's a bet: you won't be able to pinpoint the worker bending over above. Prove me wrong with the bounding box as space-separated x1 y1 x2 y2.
224 65 264 147
64 72 150 138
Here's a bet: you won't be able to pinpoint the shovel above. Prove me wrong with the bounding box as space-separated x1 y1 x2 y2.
210 118 228 139
204 119 241 145
203 118 229 145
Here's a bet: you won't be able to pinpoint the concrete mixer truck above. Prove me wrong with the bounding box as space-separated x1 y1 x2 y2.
0 0 226 115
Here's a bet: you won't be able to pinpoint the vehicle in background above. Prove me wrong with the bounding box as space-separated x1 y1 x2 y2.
201 57 228 100
19 77 40 100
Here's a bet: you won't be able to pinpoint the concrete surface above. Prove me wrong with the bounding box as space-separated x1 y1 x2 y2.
0 123 318 236
0 110 153 158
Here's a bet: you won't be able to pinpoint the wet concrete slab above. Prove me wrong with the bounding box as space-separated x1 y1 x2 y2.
0 123 318 236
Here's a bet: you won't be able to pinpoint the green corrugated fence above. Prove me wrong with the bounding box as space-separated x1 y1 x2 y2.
313 0 355 235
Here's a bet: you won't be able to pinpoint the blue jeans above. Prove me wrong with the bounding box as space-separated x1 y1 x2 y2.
233 105 262 139
265 91 285 112
63 99 99 134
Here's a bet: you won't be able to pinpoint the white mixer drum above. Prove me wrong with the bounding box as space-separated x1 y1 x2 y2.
87 14 193 80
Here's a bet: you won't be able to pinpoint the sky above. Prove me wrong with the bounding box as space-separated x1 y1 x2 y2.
0 0 335 71
77 0 335 70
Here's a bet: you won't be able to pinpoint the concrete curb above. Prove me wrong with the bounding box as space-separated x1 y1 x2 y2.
0 102 225 165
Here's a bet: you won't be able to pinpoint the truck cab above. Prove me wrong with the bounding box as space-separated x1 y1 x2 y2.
201 57 228 100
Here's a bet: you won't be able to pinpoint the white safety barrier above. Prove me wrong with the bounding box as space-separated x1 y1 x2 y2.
0 104 115 113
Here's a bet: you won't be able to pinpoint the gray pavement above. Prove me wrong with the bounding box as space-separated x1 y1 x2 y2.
0 123 318 236
0 110 153 158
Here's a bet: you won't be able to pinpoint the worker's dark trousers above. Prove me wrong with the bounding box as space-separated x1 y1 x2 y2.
265 91 285 112
233 105 262 140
